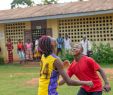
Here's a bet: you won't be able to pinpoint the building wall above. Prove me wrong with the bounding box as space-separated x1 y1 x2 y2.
47 19 58 38
47 14 113 47
1 13 113 62
31 20 47 29
58 13 113 47
0 24 6 61
1 22 31 62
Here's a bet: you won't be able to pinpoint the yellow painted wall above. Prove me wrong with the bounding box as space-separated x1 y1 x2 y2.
0 24 7 61
13 22 31 61
0 22 31 63
47 19 58 38
25 22 31 30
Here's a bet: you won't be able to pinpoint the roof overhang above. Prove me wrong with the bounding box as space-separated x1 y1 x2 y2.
0 9 113 24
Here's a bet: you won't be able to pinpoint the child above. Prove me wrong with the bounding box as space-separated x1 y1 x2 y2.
25 39 33 60
59 44 111 95
37 36 93 95
17 39 25 64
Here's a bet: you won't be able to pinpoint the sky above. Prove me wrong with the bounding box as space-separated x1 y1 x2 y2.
0 0 78 10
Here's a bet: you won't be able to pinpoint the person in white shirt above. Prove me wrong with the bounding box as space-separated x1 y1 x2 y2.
64 34 72 54
34 37 40 61
80 36 91 56
35 38 39 50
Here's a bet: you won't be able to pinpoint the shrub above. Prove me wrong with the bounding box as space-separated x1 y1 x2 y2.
91 43 113 64
61 53 74 62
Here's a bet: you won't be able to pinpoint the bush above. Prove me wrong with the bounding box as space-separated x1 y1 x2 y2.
61 53 74 62
91 43 113 64
0 57 4 65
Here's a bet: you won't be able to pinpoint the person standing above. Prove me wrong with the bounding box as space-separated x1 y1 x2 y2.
80 36 92 56
60 44 111 95
64 34 72 54
17 39 25 64
34 37 41 61
35 37 39 50
6 38 13 64
25 39 33 60
57 33 64 56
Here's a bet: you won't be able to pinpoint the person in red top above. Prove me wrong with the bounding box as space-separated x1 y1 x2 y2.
6 38 13 63
17 39 25 64
60 43 111 95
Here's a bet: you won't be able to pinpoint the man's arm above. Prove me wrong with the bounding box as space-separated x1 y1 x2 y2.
54 58 93 86
98 68 111 92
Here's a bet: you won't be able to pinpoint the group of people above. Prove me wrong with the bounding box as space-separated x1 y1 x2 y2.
6 38 41 64
37 35 111 95
17 38 42 64
17 39 33 64
57 33 92 57
5 33 92 64
4 34 111 95
57 34 72 55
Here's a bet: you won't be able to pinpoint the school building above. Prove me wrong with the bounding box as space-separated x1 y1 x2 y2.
0 0 113 62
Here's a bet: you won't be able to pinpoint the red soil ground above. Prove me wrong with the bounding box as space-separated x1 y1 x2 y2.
25 68 113 86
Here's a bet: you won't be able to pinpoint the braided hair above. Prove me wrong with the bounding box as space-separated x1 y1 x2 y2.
38 36 53 57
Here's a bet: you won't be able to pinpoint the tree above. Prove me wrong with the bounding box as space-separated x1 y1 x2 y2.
42 0 58 5
11 0 34 9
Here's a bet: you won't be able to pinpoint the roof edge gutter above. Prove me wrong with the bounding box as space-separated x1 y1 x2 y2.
0 9 113 23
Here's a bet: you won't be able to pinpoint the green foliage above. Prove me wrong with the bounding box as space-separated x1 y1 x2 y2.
91 43 113 64
11 0 34 9
61 53 74 62
0 57 4 65
42 0 58 5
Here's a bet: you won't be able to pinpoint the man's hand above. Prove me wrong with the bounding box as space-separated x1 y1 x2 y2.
103 83 111 92
85 81 94 87
63 60 70 69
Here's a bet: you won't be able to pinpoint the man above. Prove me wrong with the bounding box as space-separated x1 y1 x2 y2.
60 44 111 95
57 33 64 56
64 34 72 54
35 37 39 50
80 36 92 56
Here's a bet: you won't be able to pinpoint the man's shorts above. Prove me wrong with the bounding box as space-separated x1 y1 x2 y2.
77 88 102 95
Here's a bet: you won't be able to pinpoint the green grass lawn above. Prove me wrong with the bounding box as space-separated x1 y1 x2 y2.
0 64 113 95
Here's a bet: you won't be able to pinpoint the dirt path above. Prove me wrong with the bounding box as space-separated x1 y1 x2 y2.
103 68 113 75
26 78 38 86
103 68 113 81
21 61 40 68
25 68 113 86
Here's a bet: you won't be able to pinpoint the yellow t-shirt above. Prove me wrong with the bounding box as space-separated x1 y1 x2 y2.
38 54 59 95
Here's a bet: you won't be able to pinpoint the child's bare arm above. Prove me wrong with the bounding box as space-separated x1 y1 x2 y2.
59 79 65 86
